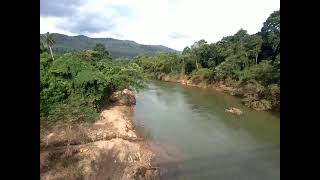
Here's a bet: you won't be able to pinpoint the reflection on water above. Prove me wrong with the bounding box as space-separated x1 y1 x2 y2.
133 80 280 180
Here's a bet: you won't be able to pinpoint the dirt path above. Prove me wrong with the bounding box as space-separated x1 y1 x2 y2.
40 91 159 180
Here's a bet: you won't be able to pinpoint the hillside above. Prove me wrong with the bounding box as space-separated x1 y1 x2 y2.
43 33 179 58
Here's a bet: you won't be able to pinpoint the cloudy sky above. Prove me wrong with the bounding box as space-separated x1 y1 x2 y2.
40 0 279 51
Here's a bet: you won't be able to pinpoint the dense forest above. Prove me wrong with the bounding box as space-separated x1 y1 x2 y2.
41 33 178 58
41 10 279 125
134 10 280 111
40 37 146 125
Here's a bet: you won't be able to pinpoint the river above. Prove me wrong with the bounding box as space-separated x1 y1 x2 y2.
133 80 280 180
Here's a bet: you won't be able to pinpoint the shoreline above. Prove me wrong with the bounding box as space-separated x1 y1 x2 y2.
148 74 279 112
40 89 159 180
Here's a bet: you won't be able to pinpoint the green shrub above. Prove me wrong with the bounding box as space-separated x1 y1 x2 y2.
239 60 274 84
190 68 214 84
243 80 266 96
214 59 238 81
224 77 241 88
40 51 146 124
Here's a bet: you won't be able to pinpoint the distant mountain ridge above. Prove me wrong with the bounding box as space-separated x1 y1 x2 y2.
42 33 179 58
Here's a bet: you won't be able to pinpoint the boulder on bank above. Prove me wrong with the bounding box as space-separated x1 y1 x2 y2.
110 89 136 105
225 107 243 115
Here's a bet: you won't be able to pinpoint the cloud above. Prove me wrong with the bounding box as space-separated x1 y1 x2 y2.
56 13 116 34
169 32 188 39
40 0 280 50
41 0 131 35
40 0 85 17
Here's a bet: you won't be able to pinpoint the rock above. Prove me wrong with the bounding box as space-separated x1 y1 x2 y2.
46 133 55 146
110 89 136 105
163 75 170 81
225 107 243 115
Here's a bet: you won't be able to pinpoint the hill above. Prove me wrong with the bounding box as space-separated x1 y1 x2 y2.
43 33 179 58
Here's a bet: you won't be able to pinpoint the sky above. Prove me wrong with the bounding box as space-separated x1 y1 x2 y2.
40 0 280 51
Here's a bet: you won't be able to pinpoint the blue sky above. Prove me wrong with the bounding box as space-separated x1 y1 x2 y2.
40 0 280 51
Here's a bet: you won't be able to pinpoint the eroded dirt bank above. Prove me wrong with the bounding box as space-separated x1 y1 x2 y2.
40 90 159 180
153 74 275 111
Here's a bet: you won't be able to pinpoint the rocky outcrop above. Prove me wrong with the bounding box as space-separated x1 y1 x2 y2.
110 89 136 106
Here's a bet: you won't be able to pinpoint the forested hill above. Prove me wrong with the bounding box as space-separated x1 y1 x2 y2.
43 33 179 58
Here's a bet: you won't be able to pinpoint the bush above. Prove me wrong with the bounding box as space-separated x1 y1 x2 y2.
40 51 146 124
266 84 280 110
242 97 272 111
224 77 241 88
243 80 266 96
239 60 274 84
240 80 279 111
190 68 215 84
214 59 238 81
45 96 98 124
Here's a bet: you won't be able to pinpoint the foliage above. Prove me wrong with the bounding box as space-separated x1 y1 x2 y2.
239 60 275 85
259 10 280 61
41 10 280 112
40 47 146 124
266 84 280 110
190 68 215 84
134 52 184 77
93 43 110 59
134 10 280 110
41 32 56 60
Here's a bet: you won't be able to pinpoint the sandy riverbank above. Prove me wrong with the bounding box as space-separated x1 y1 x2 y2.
40 89 159 180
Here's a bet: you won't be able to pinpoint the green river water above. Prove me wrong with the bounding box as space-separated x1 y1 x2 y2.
133 80 280 180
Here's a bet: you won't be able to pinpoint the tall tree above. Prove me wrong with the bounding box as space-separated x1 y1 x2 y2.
243 35 263 64
182 46 191 55
41 32 56 60
260 10 280 61
93 43 110 59
191 39 208 69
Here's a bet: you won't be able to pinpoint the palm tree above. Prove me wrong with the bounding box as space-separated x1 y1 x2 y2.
41 32 55 60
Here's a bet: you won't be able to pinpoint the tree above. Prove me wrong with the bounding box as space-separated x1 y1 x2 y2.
131 9 280 111
41 32 56 60
93 43 110 59
182 46 191 55
243 35 263 64
260 10 280 61
190 39 208 69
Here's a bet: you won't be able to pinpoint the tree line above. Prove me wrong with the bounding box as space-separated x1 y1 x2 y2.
40 37 145 125
134 10 280 111
40 10 279 125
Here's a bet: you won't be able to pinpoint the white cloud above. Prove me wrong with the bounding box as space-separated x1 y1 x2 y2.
40 0 280 51
40 17 77 36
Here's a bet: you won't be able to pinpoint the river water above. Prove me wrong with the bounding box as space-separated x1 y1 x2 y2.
133 80 280 180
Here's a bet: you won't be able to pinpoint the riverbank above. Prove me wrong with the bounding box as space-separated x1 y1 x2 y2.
148 73 279 111
40 89 159 180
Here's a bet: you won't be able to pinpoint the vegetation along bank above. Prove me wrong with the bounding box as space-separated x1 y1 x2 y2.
40 9 279 180
134 10 280 111
40 37 159 179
